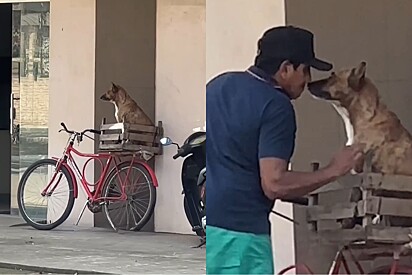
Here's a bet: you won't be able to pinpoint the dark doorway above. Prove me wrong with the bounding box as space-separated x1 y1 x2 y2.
0 3 12 214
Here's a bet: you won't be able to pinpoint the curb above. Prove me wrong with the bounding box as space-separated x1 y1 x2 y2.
0 262 115 274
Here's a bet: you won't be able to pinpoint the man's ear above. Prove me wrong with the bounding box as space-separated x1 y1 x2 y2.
348 61 367 90
278 60 293 77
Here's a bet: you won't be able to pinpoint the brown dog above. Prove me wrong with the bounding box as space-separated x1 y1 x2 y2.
307 61 412 176
100 82 154 126
308 62 412 227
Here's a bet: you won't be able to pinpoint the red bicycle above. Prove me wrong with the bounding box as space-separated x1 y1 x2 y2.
276 198 412 274
278 242 412 274
17 122 158 232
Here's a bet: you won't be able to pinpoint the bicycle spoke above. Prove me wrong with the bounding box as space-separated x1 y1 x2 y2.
129 203 140 224
19 160 74 229
103 163 155 231
130 198 149 213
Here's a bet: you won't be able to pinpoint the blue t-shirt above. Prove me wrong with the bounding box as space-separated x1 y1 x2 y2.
206 65 297 235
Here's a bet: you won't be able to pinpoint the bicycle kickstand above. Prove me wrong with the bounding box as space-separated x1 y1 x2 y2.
192 238 206 249
75 200 88 226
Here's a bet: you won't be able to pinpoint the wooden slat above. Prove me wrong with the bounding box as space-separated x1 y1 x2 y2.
363 173 412 193
314 225 412 245
309 174 363 194
99 143 162 154
356 197 380 217
315 228 366 244
126 123 158 133
99 133 123 141
100 123 125 131
378 197 412 218
356 196 412 218
126 133 160 143
366 226 412 244
123 144 161 154
315 226 412 244
158 121 164 155
307 202 357 221
316 220 342 231
318 189 354 207
349 244 412 260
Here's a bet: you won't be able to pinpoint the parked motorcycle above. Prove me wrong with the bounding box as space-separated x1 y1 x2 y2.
160 131 206 243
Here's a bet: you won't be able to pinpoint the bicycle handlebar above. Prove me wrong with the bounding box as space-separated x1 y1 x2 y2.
60 122 74 134
59 122 101 136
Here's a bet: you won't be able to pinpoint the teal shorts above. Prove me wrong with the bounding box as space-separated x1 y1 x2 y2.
206 225 274 275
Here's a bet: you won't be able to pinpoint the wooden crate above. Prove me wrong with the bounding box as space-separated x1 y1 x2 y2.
306 164 412 245
98 118 164 155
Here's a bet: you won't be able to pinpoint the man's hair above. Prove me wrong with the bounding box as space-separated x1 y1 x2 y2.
254 54 301 75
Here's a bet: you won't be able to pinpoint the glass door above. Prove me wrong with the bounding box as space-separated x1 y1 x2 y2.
10 2 50 215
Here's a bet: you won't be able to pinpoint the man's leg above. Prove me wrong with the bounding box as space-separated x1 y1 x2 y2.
240 233 274 274
206 225 274 274
206 225 241 274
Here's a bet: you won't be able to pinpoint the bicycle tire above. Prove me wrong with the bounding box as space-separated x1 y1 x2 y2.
17 158 75 230
102 161 157 231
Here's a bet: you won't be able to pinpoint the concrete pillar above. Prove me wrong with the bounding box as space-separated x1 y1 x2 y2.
206 0 296 272
49 0 97 227
155 0 206 234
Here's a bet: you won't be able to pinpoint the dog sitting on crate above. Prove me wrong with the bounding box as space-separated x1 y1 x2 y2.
307 61 412 228
100 82 156 149
100 82 154 126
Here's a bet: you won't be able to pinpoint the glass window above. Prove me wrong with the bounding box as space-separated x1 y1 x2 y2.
10 2 50 215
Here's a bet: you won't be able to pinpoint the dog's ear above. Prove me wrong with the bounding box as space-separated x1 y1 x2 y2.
348 61 367 91
111 82 119 93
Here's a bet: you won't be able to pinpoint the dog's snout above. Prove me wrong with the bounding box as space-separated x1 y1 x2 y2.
100 94 108 100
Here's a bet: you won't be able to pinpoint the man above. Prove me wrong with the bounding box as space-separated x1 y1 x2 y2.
206 26 363 274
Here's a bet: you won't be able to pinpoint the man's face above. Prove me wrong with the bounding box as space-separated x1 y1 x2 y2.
275 62 311 99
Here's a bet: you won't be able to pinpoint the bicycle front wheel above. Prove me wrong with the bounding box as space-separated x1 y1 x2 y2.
102 161 156 231
17 158 75 230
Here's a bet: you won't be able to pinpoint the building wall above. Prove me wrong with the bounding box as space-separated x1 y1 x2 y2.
155 0 206 234
285 0 412 272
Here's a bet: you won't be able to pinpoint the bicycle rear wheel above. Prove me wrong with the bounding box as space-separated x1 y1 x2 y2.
102 161 156 231
17 158 75 230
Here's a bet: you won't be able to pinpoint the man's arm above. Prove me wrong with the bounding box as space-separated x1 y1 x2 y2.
258 99 361 200
259 158 337 200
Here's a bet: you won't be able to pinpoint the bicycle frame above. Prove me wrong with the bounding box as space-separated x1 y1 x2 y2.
278 244 412 275
42 133 158 204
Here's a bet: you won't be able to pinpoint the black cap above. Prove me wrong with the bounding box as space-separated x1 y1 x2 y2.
257 26 332 71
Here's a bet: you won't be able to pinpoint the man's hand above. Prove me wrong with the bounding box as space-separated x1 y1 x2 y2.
325 144 365 178
259 144 365 201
